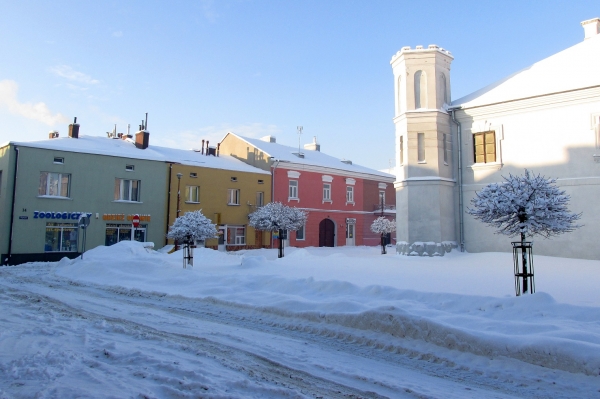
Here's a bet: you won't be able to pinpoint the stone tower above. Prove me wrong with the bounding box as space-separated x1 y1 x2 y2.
390 44 457 256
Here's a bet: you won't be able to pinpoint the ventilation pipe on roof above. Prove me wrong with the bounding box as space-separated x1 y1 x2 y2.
49 131 59 139
582 18 600 39
201 140 205 155
304 136 320 151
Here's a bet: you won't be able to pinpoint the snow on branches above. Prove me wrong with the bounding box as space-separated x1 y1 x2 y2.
370 217 396 235
248 202 308 232
467 170 581 240
167 210 218 244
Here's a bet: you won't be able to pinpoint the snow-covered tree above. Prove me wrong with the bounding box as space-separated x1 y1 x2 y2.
467 170 581 241
467 170 581 294
248 202 308 258
370 216 396 254
167 210 218 245
248 202 307 232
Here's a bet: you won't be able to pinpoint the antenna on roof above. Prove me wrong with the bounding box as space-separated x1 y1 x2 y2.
297 126 303 155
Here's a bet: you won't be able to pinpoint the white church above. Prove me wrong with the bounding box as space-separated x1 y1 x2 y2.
392 18 600 260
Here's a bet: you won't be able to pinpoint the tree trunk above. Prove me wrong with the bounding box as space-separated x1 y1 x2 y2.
381 233 386 254
278 229 284 258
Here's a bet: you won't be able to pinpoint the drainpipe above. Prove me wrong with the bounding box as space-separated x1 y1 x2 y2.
6 145 19 265
450 108 465 252
270 157 280 249
165 163 173 246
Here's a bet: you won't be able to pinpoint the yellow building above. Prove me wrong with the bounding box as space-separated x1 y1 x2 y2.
165 146 271 250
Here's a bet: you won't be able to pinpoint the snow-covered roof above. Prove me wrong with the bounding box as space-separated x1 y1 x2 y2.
226 133 395 181
452 33 600 108
3 135 271 175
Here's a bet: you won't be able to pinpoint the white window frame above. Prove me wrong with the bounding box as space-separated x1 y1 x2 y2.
417 132 426 163
226 225 246 245
468 123 504 171
114 178 141 202
346 186 354 204
39 172 71 198
227 188 240 205
186 185 200 203
288 180 299 201
323 183 332 202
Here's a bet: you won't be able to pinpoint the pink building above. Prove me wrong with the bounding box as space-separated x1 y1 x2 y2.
220 133 396 248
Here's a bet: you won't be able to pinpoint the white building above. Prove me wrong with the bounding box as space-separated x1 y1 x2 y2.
392 18 600 260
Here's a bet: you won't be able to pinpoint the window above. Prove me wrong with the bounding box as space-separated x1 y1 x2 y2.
231 177 238 182
114 178 141 201
53 157 64 164
190 172 197 178
256 191 264 207
289 180 298 199
39 172 70 197
126 164 135 171
45 223 78 252
296 223 305 240
417 133 425 162
323 183 332 201
379 191 386 207
258 179 264 184
105 224 147 246
226 226 245 245
186 186 199 203
443 133 448 164
228 188 240 205
473 131 496 164
399 136 404 165
346 186 354 203
0 171 2 196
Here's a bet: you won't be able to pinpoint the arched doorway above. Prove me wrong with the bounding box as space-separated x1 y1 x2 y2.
319 219 335 247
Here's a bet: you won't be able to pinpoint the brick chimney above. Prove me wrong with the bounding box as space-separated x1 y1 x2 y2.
582 18 600 39
68 117 79 138
135 129 149 149
49 131 59 139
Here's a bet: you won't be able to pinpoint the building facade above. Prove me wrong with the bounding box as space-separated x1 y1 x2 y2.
1 125 272 265
392 18 600 259
219 133 395 249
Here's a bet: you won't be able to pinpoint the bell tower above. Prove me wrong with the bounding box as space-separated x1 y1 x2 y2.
391 44 457 256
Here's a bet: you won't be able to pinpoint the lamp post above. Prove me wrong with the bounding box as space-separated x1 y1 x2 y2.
175 172 183 250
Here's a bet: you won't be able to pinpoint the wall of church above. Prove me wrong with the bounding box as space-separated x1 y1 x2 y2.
456 87 600 259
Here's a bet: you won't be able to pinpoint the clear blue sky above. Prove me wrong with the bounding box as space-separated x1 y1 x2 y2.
0 1 597 170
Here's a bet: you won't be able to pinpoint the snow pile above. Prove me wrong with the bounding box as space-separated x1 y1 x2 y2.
49 241 600 376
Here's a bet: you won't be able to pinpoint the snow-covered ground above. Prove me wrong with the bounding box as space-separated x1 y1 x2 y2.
1 242 599 398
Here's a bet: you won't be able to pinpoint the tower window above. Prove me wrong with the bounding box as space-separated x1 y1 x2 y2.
418 133 425 163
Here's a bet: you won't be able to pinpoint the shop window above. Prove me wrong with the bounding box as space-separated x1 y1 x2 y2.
105 224 147 246
226 226 245 245
114 178 141 202
45 222 78 252
296 223 305 240
186 186 200 203
227 188 240 205
39 172 70 197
